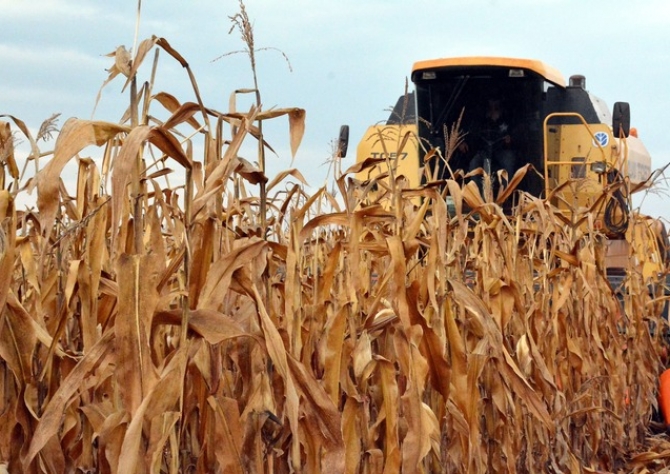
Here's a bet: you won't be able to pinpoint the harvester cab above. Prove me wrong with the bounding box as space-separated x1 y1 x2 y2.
351 56 668 283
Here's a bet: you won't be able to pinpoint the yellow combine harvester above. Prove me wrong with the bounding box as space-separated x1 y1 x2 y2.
348 56 668 285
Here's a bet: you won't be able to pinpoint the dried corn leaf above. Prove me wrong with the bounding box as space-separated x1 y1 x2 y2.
0 122 19 179
115 253 161 415
160 99 203 131
288 355 345 474
36 119 128 237
25 331 115 469
117 348 185 473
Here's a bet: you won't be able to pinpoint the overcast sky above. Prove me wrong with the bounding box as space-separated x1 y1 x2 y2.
2 0 669 219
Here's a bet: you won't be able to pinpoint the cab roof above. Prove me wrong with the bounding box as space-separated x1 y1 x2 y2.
412 56 566 88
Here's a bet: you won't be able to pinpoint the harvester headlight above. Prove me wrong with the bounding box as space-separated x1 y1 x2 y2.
590 161 607 174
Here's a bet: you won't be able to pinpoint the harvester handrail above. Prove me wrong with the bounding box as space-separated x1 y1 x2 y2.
542 112 608 198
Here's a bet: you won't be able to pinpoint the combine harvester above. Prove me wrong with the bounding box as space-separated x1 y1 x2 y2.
343 56 670 421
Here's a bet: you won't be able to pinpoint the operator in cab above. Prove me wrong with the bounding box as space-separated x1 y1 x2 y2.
459 96 517 189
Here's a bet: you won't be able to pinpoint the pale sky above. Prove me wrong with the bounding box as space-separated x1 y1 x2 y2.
2 0 669 219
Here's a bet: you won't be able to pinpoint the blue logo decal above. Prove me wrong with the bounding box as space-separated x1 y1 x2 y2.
593 131 609 148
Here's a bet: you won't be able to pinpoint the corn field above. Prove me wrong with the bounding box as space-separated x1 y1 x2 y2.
2 10 670 474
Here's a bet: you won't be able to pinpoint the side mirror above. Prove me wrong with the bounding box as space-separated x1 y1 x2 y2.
612 102 630 138
337 125 349 158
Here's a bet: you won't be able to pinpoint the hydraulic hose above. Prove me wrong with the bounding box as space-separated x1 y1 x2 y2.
604 169 629 237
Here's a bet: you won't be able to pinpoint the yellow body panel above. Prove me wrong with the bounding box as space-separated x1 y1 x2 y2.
543 115 652 235
355 124 421 190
